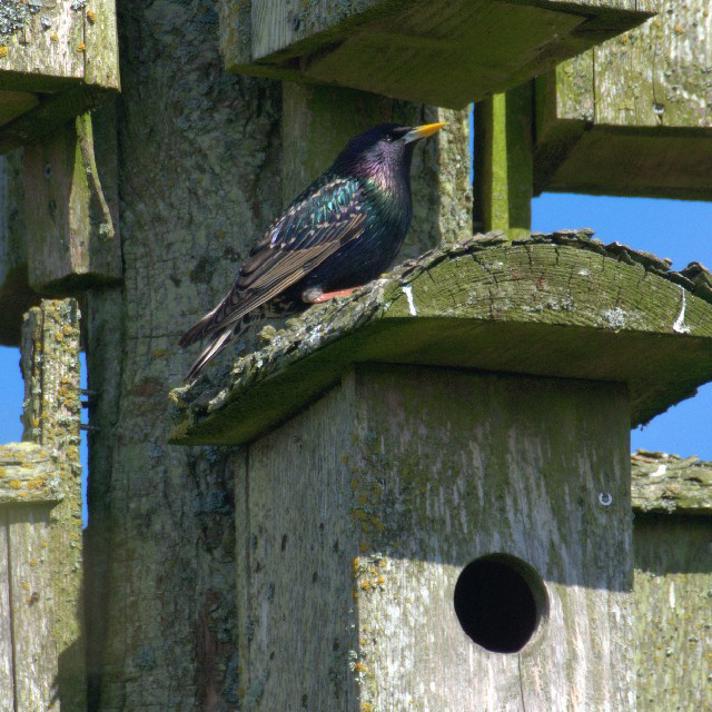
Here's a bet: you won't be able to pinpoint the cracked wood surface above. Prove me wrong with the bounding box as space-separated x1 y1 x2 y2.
170 232 712 446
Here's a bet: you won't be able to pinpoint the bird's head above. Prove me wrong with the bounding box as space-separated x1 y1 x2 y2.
333 122 445 181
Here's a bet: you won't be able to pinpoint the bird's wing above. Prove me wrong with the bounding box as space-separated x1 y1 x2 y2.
179 177 367 347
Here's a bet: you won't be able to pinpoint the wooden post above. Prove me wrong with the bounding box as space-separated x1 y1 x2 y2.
22 109 121 294
474 83 533 239
0 298 84 711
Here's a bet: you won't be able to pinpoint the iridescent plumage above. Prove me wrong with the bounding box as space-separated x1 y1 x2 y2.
179 122 444 380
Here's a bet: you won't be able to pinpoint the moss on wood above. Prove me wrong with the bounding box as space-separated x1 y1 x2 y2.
631 451 712 515
171 231 712 446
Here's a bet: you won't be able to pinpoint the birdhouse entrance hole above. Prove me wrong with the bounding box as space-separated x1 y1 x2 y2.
454 554 548 654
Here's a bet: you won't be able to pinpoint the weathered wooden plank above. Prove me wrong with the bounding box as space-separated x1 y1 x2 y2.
632 451 712 515
84 0 121 90
634 515 712 711
20 298 85 710
0 442 62 505
6 504 58 710
0 510 14 712
171 235 712 446
535 0 712 198
221 0 651 108
0 151 37 346
0 0 84 85
474 83 532 239
241 365 633 709
22 111 121 293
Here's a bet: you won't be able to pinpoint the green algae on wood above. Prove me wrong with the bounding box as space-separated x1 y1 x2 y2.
474 83 532 239
170 231 712 446
219 0 651 108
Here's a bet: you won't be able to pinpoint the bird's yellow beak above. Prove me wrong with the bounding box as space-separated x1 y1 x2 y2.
403 121 446 143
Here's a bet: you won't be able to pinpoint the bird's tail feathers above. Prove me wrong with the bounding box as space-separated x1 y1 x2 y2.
179 303 223 348
184 326 239 383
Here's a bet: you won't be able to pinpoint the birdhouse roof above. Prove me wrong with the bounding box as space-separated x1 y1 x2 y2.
170 230 712 446
631 450 712 516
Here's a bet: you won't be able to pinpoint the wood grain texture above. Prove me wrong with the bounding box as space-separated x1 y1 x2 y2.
171 237 712 446
239 365 633 710
0 511 13 712
0 442 62 504
82 1 284 705
0 151 37 345
222 0 649 108
633 515 712 711
6 505 58 710
0 0 84 86
19 298 84 710
22 111 121 293
0 2 119 151
535 0 712 198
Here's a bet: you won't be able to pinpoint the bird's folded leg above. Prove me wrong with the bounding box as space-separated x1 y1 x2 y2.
302 287 360 304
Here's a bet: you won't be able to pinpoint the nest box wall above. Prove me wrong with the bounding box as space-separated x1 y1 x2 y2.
535 0 712 199
218 0 652 108
235 366 632 709
0 0 119 153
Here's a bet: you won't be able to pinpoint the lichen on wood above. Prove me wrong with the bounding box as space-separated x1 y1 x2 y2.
0 442 61 504
631 450 712 515
171 230 712 446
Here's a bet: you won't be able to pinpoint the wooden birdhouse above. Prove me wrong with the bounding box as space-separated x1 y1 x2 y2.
218 0 653 108
535 0 712 199
171 233 712 709
0 0 119 153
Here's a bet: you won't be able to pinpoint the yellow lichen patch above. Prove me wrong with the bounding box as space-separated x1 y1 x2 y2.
0 46 8 59
361 704 374 712
9 480 22 490
21 581 30 592
86 8 97 24
50 32 59 42
352 661 368 674
76 42 86 53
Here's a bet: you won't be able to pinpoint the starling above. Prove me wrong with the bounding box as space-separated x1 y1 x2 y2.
179 121 445 380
